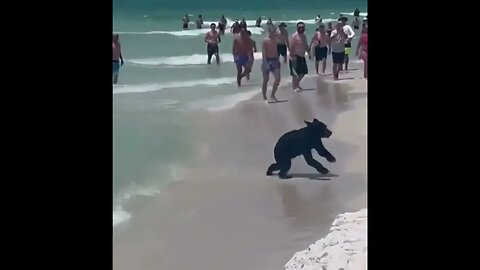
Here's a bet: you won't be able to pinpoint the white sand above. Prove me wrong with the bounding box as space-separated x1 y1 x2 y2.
285 208 367 270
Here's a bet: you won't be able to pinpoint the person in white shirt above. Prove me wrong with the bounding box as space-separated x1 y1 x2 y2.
339 17 355 70
330 22 348 80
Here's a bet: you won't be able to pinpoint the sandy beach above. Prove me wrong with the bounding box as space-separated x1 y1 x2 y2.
113 62 367 270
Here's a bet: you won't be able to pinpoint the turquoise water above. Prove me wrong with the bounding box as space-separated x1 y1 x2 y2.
113 0 368 226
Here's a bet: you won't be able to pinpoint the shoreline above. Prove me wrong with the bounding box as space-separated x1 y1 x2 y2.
113 62 367 270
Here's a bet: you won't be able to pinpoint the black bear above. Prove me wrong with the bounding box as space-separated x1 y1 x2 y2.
266 119 336 179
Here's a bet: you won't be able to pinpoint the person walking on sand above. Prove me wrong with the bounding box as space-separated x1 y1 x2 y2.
289 22 311 91
112 34 124 85
330 21 348 80
276 22 289 64
205 23 221 64
310 25 330 75
339 17 355 70
246 30 257 80
261 26 281 103
232 28 254 86
356 26 368 79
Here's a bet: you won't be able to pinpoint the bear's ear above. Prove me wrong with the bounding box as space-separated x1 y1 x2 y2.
304 120 312 126
313 119 320 123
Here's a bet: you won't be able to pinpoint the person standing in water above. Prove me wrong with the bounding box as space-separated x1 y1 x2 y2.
356 25 368 79
276 22 289 64
205 23 221 64
352 17 361 30
246 30 257 80
310 25 330 75
256 17 262 27
266 18 273 29
339 17 355 70
261 26 281 103
231 20 241 34
196 15 204 29
288 22 310 91
112 34 124 85
354 8 360 18
232 28 253 86
218 15 227 35
326 22 333 36
240 18 247 29
182 14 189 29
330 21 347 80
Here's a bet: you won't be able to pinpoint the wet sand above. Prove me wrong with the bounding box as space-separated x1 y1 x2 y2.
113 63 367 270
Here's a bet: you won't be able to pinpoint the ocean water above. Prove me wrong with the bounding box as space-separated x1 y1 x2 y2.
113 0 368 226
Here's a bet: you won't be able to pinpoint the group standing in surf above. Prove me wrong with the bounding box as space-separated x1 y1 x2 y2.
113 9 368 100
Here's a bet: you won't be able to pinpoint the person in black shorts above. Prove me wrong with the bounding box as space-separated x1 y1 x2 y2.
205 23 221 64
276 22 289 63
288 22 310 91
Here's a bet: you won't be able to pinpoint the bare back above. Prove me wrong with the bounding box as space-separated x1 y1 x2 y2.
233 36 253 56
262 37 278 58
315 31 329 47
275 29 289 44
113 42 121 60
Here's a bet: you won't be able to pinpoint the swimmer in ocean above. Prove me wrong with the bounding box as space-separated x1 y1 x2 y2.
261 26 281 103
232 28 254 86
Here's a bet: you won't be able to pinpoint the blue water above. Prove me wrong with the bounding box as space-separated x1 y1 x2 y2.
113 0 368 226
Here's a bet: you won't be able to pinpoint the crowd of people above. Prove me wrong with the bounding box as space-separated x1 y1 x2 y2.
112 9 368 103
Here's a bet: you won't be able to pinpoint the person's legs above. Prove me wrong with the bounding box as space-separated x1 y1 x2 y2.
315 60 320 74
207 45 213 64
322 58 327 74
261 69 270 101
271 67 281 101
113 75 118 84
236 64 243 86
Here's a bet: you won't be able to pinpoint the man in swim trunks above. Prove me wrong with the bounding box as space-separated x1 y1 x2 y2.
232 28 254 86
246 30 257 80
205 23 221 64
310 25 330 75
261 26 281 103
289 22 310 91
330 21 348 80
112 34 124 85
218 15 227 35
339 17 355 70
276 22 289 63
196 15 204 29
352 17 361 30
182 14 189 29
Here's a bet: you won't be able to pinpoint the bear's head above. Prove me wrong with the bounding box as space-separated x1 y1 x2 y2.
304 119 332 138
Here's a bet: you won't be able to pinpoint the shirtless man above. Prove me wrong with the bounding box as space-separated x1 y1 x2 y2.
310 25 330 75
112 34 124 85
246 31 257 80
330 21 348 80
261 27 281 103
275 22 289 63
218 15 227 35
232 28 253 86
205 23 221 64
352 17 361 30
182 14 189 29
289 22 310 91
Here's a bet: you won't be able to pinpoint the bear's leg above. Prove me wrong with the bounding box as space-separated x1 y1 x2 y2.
278 159 292 179
266 163 280 175
303 151 329 174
